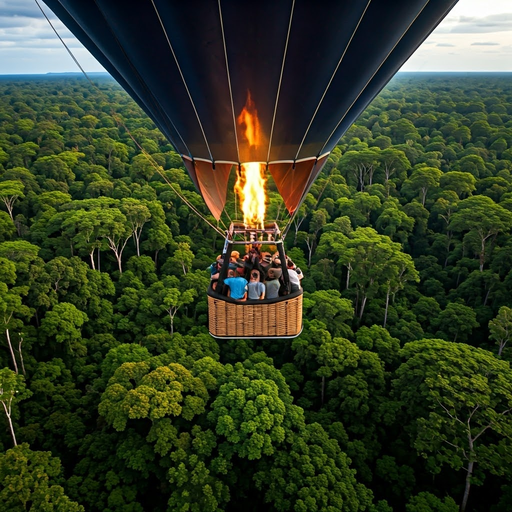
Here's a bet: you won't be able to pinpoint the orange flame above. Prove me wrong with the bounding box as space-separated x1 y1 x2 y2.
235 162 266 229
235 92 267 229
237 91 264 149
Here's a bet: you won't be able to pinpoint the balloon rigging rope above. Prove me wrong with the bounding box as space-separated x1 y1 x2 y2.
294 0 373 162
125 146 227 237
89 0 192 158
282 167 333 240
78 1 223 234
318 0 432 156
149 0 214 163
34 0 227 238
266 0 295 164
34 0 92 81
217 0 240 164
36 0 190 160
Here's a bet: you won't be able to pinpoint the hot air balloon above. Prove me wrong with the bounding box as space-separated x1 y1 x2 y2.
43 0 458 338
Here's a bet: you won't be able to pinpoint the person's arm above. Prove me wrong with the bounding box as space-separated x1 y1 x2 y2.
241 282 248 301
259 283 265 299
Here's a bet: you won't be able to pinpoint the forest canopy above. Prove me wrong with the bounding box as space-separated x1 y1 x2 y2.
0 72 512 511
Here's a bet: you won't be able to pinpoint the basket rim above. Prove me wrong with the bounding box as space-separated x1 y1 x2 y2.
207 287 303 305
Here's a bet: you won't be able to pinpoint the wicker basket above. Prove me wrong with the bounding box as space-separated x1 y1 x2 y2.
207 292 303 339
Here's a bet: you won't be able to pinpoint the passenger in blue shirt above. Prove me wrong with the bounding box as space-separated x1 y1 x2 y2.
223 269 248 301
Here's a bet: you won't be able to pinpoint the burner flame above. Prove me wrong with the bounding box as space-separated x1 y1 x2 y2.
235 92 267 228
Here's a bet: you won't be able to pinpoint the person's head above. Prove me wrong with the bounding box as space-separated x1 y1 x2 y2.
227 269 235 278
250 270 260 282
230 250 240 262
287 258 295 269
267 268 282 280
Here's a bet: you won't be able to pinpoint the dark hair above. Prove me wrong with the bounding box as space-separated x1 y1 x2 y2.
251 271 259 278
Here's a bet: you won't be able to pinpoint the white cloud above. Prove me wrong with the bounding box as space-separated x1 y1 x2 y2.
441 14 512 34
403 0 512 71
0 0 49 19
0 0 105 74
0 0 511 74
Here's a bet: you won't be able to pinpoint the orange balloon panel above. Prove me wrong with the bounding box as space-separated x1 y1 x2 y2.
192 160 233 221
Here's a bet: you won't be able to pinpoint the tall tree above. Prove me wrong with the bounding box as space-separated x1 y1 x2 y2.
98 208 131 274
393 339 512 512
0 368 32 446
335 227 415 319
435 302 479 343
382 250 419 328
120 198 151 257
403 166 442 206
489 306 512 357
40 302 88 355
0 258 30 374
449 195 512 271
61 209 104 270
0 181 25 230
439 171 476 199
338 149 380 191
378 147 410 197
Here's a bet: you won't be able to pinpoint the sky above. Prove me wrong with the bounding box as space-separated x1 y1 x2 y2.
0 0 511 75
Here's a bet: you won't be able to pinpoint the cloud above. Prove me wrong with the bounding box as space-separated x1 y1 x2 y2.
0 16 34 29
0 0 61 36
436 43 456 47
438 13 512 34
471 42 500 46
0 13 75 46
0 0 57 20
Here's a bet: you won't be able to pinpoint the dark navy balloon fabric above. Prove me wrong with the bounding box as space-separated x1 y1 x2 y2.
43 0 458 215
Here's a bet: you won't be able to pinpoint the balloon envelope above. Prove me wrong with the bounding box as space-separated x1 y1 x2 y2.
43 0 458 219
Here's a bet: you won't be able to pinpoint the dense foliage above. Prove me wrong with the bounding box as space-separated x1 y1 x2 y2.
1 72 512 511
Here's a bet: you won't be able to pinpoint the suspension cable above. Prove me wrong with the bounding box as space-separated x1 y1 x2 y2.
35 0 226 238
35 0 94 84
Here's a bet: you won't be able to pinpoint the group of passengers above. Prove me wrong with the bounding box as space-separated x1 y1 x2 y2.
209 246 303 301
